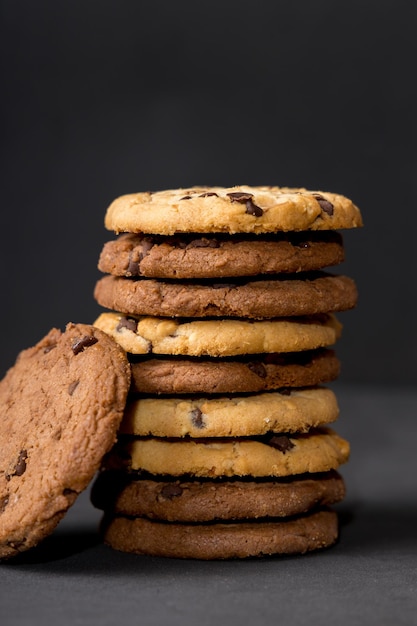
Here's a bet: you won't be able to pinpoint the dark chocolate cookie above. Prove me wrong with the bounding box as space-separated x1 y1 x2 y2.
91 470 345 522
129 349 340 394
99 508 339 559
98 231 345 279
94 272 358 319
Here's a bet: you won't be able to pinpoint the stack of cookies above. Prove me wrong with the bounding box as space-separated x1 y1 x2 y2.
91 185 362 559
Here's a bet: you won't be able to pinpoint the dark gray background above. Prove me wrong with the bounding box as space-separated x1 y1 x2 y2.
1 0 416 385
1 4 417 624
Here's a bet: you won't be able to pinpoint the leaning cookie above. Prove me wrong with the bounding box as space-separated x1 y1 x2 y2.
94 312 342 357
128 349 340 394
104 186 363 235
0 323 131 560
98 231 345 279
99 508 339 559
91 470 346 522
94 273 358 319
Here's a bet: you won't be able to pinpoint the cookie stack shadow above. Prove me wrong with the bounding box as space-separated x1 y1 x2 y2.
91 186 362 559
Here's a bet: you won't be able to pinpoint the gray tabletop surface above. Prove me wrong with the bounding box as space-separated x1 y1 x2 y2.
1 383 416 626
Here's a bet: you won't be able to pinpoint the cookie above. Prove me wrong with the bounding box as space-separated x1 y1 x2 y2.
119 387 339 438
94 272 358 319
104 427 350 478
0 323 131 560
94 312 342 357
99 508 339 559
104 186 363 235
98 231 345 279
91 470 345 521
129 349 340 394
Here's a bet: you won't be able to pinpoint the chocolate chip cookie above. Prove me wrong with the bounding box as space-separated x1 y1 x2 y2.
104 427 350 478
119 387 339 438
0 323 130 560
99 508 339 559
98 231 345 279
91 470 345 521
94 272 358 319
104 186 363 235
94 312 342 356
128 349 340 394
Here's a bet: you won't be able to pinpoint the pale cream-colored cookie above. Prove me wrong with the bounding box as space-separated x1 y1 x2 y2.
105 427 350 477
104 186 363 235
119 387 339 438
94 312 342 357
100 508 339 559
91 470 345 521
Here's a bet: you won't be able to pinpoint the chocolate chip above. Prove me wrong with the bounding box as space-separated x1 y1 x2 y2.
247 362 267 378
8 449 29 480
313 193 334 216
127 255 140 276
68 380 79 396
146 340 153 354
116 317 138 333
186 238 220 249
190 407 205 429
226 192 263 217
72 336 98 355
245 198 264 217
160 483 183 499
0 496 9 514
138 237 155 260
198 192 219 197
227 192 253 202
180 195 192 200
267 435 295 453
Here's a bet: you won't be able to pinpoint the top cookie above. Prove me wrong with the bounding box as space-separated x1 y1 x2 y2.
104 186 363 235
0 323 131 560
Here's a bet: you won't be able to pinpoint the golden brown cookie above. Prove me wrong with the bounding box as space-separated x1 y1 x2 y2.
91 470 345 521
104 186 363 235
119 387 339 438
94 312 342 357
99 508 339 559
104 427 350 478
98 231 345 279
0 323 131 560
94 272 357 319
128 349 340 394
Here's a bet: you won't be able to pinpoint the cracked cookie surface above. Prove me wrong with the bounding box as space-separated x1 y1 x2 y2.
99 508 339 559
98 231 345 279
119 387 339 438
91 470 345 521
104 186 363 235
0 323 130 560
94 312 342 357
94 272 357 319
104 427 349 478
